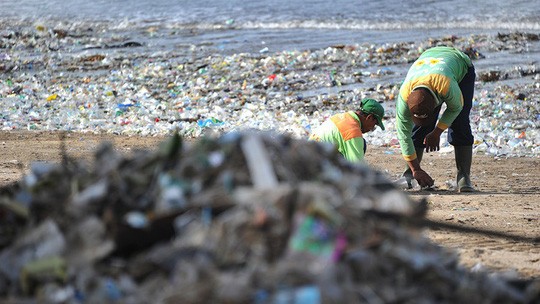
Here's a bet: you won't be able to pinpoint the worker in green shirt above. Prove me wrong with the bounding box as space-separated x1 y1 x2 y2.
396 46 476 192
309 98 385 163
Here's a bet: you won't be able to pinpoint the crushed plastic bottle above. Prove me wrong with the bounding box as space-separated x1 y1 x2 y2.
394 176 419 190
197 117 225 128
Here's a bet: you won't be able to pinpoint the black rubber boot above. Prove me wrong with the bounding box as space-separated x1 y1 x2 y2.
402 147 423 189
455 146 475 192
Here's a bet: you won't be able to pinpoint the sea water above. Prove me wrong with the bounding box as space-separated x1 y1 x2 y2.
1 0 538 56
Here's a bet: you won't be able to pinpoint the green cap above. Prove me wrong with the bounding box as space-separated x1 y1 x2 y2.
360 98 385 130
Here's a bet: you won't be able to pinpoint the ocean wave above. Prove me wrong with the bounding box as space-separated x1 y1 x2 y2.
103 18 540 32
77 19 539 32
238 20 540 31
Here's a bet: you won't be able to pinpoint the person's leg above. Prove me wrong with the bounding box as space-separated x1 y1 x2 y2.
449 65 476 192
454 145 473 191
448 65 475 147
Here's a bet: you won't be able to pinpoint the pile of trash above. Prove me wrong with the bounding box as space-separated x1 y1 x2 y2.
0 131 538 303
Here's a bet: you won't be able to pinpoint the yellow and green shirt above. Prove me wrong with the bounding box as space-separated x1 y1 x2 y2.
396 46 472 161
309 111 365 163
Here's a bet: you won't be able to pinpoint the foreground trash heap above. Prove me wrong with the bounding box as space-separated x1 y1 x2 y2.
0 132 538 303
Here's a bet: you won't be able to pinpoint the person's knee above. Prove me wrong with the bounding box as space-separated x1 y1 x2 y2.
448 127 474 146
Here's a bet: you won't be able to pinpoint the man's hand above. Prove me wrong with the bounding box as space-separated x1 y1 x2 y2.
413 169 434 188
407 158 435 188
424 127 443 152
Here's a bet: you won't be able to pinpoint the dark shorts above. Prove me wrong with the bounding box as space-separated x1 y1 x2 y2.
411 65 475 147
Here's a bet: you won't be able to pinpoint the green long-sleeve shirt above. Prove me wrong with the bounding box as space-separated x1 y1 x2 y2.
396 46 472 161
309 111 365 163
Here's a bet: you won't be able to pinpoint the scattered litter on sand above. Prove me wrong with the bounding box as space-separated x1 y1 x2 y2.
1 25 539 157
0 131 538 303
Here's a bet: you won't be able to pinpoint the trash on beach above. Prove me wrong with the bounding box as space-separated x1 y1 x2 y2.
0 131 537 303
478 70 505 82
0 25 538 157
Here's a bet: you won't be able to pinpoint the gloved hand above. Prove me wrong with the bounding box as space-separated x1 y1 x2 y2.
413 169 434 188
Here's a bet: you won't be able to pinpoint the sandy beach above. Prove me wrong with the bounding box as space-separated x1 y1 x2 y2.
1 21 539 267
1 24 539 151
0 14 539 301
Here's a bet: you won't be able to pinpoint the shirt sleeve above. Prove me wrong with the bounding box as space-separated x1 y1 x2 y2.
396 93 417 161
437 80 464 130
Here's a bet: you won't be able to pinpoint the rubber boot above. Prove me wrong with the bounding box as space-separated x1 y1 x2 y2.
455 146 475 192
402 147 423 189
